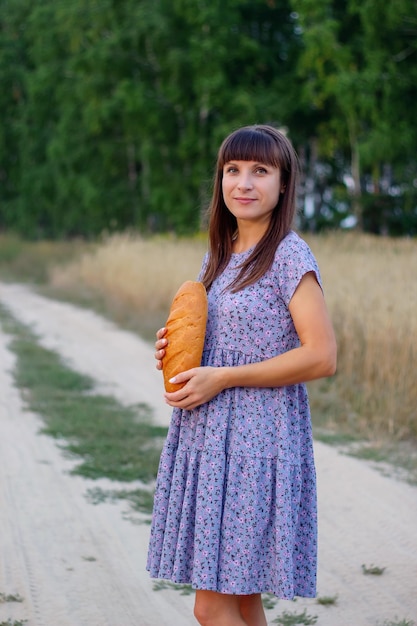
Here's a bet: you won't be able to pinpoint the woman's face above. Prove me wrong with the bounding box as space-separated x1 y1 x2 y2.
221 160 283 227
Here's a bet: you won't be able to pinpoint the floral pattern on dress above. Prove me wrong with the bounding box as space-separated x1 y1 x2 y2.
147 230 321 599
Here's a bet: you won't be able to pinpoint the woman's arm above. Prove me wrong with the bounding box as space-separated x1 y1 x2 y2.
158 272 337 410
223 271 337 388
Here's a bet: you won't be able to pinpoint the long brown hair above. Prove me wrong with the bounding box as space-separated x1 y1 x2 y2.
201 124 300 292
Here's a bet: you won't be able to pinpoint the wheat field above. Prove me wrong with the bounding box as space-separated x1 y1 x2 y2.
49 231 417 442
304 232 417 442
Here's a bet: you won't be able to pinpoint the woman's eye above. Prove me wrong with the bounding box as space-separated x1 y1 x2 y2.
255 166 267 174
225 166 238 174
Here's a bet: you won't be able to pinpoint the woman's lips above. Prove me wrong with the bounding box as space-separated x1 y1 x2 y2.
233 197 256 204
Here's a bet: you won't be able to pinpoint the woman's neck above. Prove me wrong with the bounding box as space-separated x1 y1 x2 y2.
232 224 268 253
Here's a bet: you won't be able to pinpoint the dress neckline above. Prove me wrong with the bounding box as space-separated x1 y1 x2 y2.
231 244 256 257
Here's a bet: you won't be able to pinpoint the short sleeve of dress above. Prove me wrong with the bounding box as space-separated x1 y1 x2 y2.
275 231 322 307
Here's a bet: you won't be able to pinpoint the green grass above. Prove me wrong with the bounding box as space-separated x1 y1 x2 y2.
0 594 23 605
0 593 26 626
312 428 359 447
316 594 338 606
348 442 417 485
272 608 318 625
0 233 166 341
362 564 386 576
85 486 155 516
382 620 416 626
0 305 166 514
308 374 417 484
262 593 279 610
0 233 93 284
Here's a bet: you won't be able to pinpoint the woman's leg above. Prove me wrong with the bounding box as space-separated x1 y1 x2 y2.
239 594 267 626
194 590 248 626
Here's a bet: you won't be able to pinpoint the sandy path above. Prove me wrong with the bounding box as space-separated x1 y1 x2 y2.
0 282 416 626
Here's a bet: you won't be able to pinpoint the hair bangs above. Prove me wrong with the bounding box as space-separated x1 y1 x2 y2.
219 127 282 169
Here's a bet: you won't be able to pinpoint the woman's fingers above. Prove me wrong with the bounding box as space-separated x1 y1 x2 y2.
156 326 167 340
155 327 168 369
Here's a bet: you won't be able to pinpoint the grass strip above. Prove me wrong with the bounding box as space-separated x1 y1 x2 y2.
0 305 166 512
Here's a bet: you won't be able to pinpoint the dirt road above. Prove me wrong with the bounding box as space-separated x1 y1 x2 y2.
1 283 416 626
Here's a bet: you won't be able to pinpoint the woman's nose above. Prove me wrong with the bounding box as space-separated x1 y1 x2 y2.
237 173 253 190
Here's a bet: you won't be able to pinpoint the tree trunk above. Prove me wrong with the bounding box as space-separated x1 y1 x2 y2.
348 119 362 230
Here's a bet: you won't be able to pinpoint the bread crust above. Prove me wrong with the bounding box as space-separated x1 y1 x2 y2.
163 281 208 393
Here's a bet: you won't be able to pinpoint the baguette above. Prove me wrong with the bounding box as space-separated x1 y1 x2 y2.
163 281 208 393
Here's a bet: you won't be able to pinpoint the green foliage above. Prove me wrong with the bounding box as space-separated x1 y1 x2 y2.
0 0 416 237
0 0 299 237
291 0 417 232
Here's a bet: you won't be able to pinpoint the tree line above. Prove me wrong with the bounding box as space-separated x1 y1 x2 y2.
1 0 416 238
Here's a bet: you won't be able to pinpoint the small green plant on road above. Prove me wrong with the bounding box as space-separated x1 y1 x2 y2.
0 594 23 605
272 608 318 625
316 594 338 606
0 593 26 626
362 563 386 575
262 593 278 610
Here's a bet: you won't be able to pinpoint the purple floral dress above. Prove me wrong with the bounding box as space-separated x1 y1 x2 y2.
147 231 320 599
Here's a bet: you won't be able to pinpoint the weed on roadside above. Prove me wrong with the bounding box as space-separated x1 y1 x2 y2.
347 442 417 486
272 608 318 625
381 619 416 626
85 486 155 516
0 593 25 626
262 593 278 610
0 594 23 604
362 563 386 575
0 305 166 514
316 594 338 606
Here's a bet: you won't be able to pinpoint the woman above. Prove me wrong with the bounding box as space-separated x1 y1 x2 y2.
147 124 337 626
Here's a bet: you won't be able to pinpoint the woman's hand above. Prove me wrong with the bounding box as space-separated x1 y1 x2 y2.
164 366 227 410
154 327 167 371
155 327 224 408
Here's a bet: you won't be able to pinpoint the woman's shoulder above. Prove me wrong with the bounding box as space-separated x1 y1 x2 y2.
275 230 315 260
272 230 321 277
269 231 322 298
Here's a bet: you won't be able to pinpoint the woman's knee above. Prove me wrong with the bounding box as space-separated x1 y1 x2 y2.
194 591 221 625
193 594 209 625
194 590 241 626
194 592 215 625
239 594 267 626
